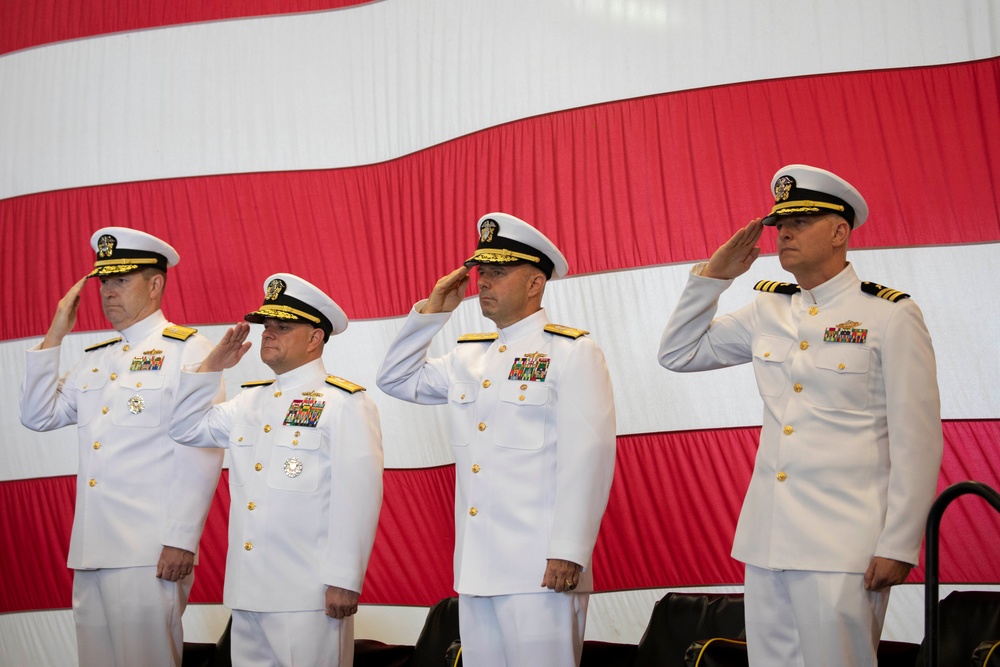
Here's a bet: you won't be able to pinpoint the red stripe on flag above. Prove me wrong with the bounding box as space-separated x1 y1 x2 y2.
3 58 998 341
0 0 374 56
3 421 997 613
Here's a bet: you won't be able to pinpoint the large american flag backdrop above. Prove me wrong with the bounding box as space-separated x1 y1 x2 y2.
1 1 998 663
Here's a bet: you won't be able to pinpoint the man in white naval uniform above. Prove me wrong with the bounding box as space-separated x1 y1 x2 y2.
19 227 224 667
169 273 383 667
659 165 943 666
377 213 617 667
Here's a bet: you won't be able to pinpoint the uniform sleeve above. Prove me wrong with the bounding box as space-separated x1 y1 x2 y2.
875 299 943 565
169 368 238 449
547 339 617 569
163 336 227 552
658 265 755 372
321 393 384 593
19 344 79 431
375 302 455 405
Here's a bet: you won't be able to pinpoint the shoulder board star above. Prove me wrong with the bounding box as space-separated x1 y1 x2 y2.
861 282 910 302
163 325 198 341
457 332 499 343
241 379 276 388
84 336 122 352
754 280 800 295
544 323 589 339
326 375 366 393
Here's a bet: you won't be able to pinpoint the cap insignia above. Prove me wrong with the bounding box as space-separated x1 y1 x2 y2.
479 218 499 243
774 175 795 202
97 234 117 258
265 278 286 302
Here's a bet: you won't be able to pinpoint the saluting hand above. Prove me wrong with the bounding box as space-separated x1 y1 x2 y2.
420 266 471 315
702 218 764 281
198 322 252 373
40 277 90 350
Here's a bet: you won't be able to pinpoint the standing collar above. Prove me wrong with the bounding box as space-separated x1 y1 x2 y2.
119 310 168 345
496 309 549 344
800 263 859 305
273 358 327 391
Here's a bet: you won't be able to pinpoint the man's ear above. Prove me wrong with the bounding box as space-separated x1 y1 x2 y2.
308 327 326 351
527 271 547 298
832 218 852 248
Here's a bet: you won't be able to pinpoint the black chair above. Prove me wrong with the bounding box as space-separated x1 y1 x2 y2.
920 481 1000 667
633 592 745 667
581 640 638 667
972 639 1000 666
355 638 415 667
684 637 748 667
916 590 1000 667
409 596 462 667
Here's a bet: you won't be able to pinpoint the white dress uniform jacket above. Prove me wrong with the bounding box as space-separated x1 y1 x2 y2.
659 263 943 572
377 306 616 596
169 358 383 611
19 310 224 568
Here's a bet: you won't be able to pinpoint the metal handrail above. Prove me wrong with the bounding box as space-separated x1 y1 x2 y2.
924 480 1000 667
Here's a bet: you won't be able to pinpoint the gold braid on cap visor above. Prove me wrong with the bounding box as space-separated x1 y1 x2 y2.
252 304 321 324
88 257 159 277
468 248 541 264
769 200 846 216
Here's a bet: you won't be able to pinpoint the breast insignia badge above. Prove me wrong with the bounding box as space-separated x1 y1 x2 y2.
283 457 304 478
127 394 146 414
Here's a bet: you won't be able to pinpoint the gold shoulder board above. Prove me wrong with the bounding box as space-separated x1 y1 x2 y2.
457 332 500 343
544 323 589 339
84 336 122 352
754 280 800 295
241 379 276 389
326 375 366 393
861 282 911 302
163 325 198 341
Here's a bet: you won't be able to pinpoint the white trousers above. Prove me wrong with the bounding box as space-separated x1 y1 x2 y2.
743 564 889 667
72 566 192 667
230 608 353 667
458 592 589 667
